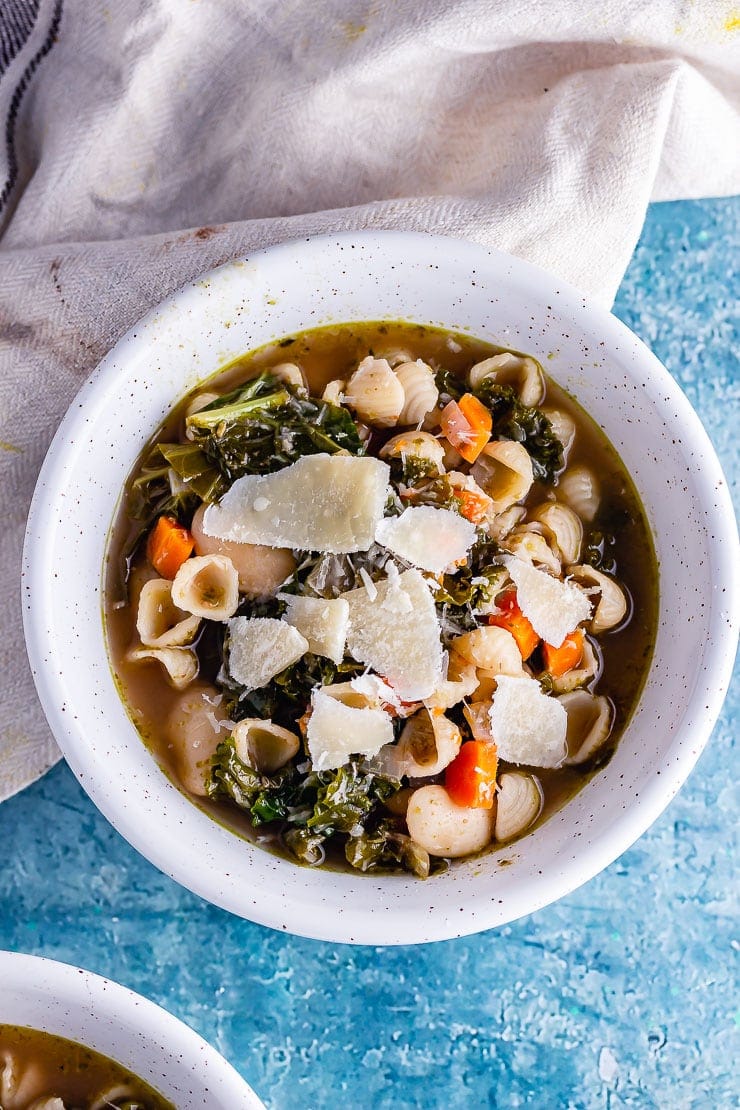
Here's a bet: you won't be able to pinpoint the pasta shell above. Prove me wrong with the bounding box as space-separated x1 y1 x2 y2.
126 645 198 690
406 784 495 857
486 504 526 542
439 437 464 469
320 681 377 710
494 773 543 842
136 578 201 648
453 626 523 675
463 699 494 742
90 1090 137 1110
374 346 415 368
171 553 240 620
559 689 614 764
424 650 479 710
471 440 534 513
379 430 445 474
394 359 439 425
568 565 628 633
344 356 405 427
191 504 295 599
321 378 346 405
558 464 600 522
550 636 601 693
468 352 544 406
503 525 562 576
271 361 307 393
529 502 583 564
232 718 300 773
392 708 462 777
541 407 576 462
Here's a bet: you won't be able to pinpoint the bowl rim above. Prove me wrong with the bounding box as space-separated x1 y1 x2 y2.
22 230 740 943
0 950 263 1107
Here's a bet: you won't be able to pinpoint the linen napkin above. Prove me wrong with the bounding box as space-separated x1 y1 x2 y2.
1 0 738 799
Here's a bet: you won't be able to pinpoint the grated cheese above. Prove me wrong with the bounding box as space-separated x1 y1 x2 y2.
306 688 394 771
502 555 591 647
488 674 567 767
375 505 476 574
342 568 444 701
280 594 349 665
202 454 390 553
227 616 308 690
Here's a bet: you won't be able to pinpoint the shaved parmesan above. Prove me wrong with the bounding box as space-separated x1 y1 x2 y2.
350 672 405 712
342 568 444 701
375 506 476 574
489 675 567 768
203 454 390 553
280 595 349 665
227 616 308 690
306 688 394 771
503 556 591 647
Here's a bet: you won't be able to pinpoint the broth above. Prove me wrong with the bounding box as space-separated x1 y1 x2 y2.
0 1024 174 1109
105 321 658 873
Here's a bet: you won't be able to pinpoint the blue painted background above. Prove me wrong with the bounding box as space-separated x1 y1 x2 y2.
1 199 737 1109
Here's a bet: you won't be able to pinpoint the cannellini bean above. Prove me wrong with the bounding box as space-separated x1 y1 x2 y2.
166 684 232 795
191 503 296 598
406 785 495 857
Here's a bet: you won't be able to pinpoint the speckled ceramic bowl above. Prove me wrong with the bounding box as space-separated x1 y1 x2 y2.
23 232 739 944
0 951 263 1107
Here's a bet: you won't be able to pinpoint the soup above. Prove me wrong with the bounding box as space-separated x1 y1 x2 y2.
0 1024 174 1109
106 322 657 878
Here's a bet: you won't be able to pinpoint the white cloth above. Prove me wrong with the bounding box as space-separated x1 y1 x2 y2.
1 1 738 799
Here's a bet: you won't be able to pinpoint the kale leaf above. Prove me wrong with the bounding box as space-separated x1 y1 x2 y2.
186 371 366 480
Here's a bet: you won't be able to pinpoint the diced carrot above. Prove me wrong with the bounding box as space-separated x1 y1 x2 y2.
456 488 490 524
488 590 540 660
146 515 195 579
542 628 584 677
445 740 498 809
439 395 491 463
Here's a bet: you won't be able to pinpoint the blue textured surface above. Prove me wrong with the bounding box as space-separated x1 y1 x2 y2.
2 199 738 1109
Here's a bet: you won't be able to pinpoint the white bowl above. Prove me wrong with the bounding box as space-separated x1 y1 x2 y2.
0 951 263 1107
23 232 739 944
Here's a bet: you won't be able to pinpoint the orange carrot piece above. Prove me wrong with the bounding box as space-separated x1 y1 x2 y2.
542 628 584 677
457 488 490 524
439 395 491 463
445 740 498 809
146 515 195 580
488 590 540 660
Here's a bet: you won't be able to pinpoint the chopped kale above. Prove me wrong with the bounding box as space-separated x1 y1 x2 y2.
345 821 431 879
185 371 365 480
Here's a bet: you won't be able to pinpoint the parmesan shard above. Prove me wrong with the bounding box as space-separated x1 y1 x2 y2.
306 688 395 771
489 675 567 768
227 616 308 691
280 595 349 665
202 454 390 554
502 555 591 647
342 568 444 701
375 506 476 574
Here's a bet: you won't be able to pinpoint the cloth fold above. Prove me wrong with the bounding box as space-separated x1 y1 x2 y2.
1 1 738 799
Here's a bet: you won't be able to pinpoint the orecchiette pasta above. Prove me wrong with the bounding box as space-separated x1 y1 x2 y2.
452 626 524 675
232 719 300 774
191 504 296 598
406 785 495 857
541 407 576 462
529 501 583 564
379 430 445 474
494 773 543 841
568 565 628 633
502 525 562 576
559 689 613 764
126 645 199 690
271 361 307 393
